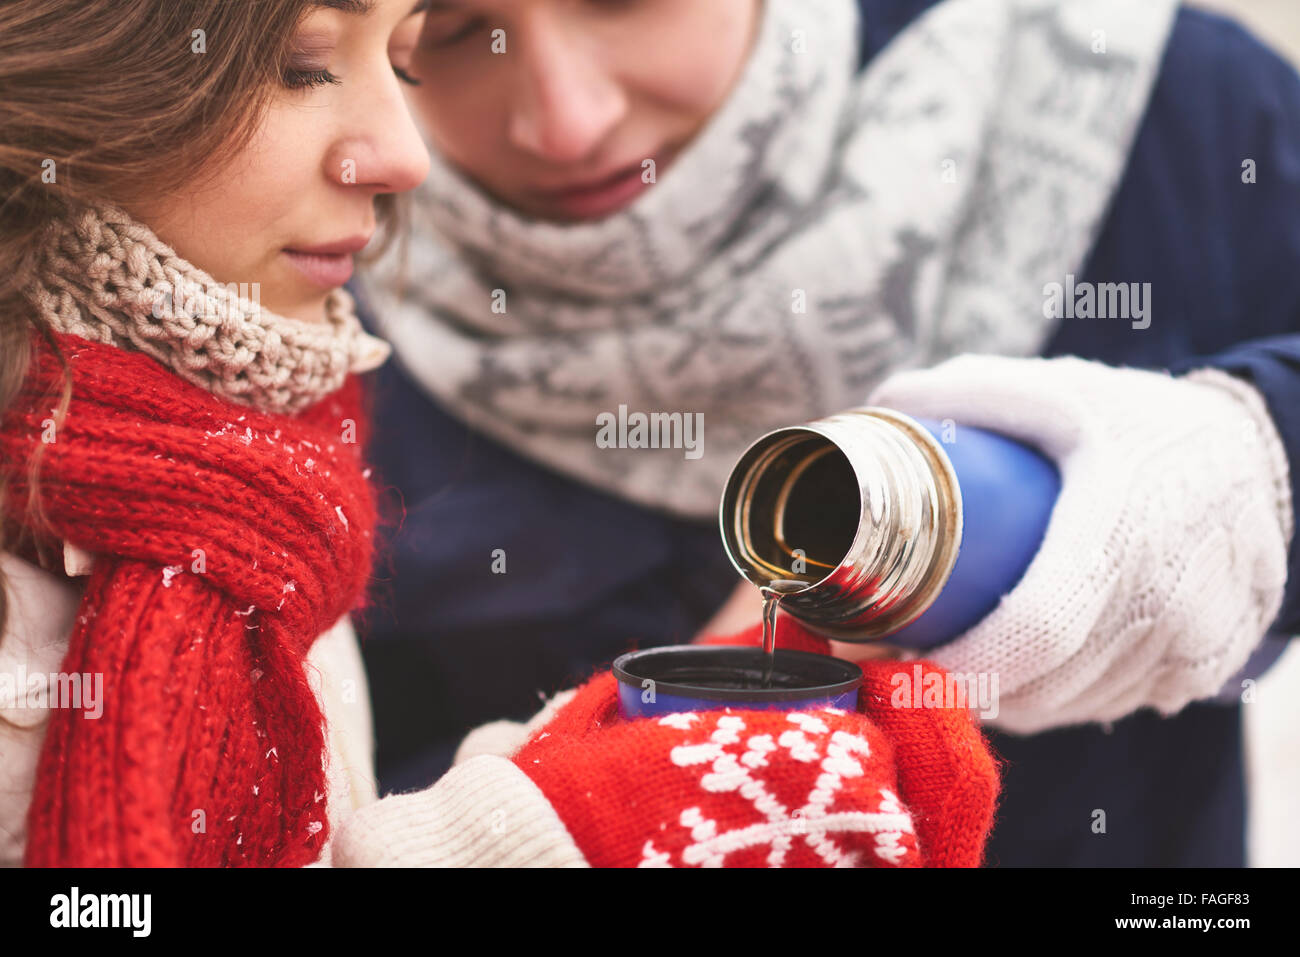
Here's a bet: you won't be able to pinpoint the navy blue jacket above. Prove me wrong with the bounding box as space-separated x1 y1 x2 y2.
353 0 1300 866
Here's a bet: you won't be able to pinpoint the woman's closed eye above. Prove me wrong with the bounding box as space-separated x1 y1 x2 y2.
282 58 423 89
281 32 338 90
283 64 342 90
283 0 430 92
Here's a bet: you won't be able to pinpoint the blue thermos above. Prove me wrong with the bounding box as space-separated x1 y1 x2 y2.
719 408 1061 650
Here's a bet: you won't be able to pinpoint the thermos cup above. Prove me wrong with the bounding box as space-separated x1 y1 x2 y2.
719 408 1061 650
612 646 863 719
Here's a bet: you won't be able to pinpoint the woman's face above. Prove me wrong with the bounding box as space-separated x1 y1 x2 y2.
127 0 433 324
407 0 762 222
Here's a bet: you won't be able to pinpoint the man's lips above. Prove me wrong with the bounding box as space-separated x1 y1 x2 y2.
522 144 691 219
282 235 372 289
532 158 662 220
542 160 650 197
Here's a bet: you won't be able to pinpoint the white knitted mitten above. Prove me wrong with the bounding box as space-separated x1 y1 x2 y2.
867 354 1293 734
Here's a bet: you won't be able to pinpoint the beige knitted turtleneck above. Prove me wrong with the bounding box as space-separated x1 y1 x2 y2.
25 203 391 414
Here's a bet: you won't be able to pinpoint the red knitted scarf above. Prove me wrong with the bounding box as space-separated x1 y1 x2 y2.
1 331 378 866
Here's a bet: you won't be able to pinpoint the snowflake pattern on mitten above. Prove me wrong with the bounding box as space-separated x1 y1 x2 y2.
637 710 919 868
514 676 926 868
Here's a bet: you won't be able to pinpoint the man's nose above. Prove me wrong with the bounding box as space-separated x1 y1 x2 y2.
506 19 628 164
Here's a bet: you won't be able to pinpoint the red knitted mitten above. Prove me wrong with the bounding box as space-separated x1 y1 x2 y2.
696 618 1002 867
513 672 924 867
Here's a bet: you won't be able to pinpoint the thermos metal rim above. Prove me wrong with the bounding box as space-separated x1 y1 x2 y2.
612 646 863 703
718 408 964 642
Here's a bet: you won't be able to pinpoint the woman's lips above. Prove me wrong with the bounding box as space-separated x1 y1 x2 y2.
282 236 370 289
283 249 356 288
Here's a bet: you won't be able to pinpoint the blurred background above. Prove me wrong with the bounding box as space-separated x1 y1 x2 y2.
1197 0 1300 63
1192 0 1300 869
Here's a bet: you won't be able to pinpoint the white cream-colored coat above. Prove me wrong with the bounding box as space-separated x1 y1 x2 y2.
0 546 585 867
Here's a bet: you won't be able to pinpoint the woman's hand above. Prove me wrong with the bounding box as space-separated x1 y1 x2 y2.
330 587 1001 867
332 633 1001 867
482 664 996 868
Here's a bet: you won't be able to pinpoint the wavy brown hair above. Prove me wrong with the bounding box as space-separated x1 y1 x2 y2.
0 0 369 639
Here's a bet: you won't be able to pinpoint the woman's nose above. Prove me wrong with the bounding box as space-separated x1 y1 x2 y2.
327 74 432 195
507 20 628 164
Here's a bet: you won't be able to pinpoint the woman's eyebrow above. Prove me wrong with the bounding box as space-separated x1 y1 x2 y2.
311 0 432 14
313 0 375 12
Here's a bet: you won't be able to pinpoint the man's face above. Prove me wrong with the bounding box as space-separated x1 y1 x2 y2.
406 0 762 222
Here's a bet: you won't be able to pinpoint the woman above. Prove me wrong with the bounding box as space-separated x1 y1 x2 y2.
0 0 436 868
355 0 1300 866
1 0 992 869
0 0 432 867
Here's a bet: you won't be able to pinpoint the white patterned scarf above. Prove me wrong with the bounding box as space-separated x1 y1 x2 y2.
363 0 1179 518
